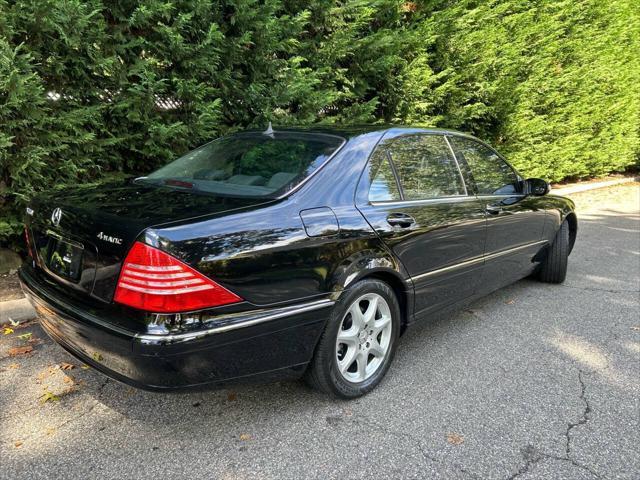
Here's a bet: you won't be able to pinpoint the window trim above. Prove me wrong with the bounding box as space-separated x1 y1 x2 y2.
443 135 469 196
370 195 483 207
367 133 472 205
386 151 405 200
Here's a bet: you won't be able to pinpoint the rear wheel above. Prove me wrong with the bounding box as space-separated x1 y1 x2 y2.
305 279 400 398
537 220 569 283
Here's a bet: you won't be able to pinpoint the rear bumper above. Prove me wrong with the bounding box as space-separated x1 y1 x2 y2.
19 266 332 391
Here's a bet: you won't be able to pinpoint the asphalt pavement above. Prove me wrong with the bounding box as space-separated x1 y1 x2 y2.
1 184 638 480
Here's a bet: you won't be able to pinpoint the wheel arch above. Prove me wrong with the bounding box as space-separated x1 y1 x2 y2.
564 212 578 254
328 241 413 335
357 270 411 335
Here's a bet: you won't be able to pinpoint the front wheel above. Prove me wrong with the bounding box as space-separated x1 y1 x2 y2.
537 220 569 283
304 279 401 398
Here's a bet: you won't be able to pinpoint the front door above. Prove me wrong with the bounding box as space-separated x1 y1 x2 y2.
447 135 547 292
357 132 486 319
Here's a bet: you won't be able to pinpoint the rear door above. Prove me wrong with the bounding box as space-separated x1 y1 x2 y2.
447 135 547 290
357 132 486 319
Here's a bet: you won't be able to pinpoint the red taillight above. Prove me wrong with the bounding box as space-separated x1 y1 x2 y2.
114 242 242 313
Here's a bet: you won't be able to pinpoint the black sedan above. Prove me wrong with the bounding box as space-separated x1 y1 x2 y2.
19 126 577 398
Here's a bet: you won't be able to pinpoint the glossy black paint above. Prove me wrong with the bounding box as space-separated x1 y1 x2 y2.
20 126 577 390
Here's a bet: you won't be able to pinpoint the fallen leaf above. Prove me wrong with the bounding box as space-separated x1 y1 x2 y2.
63 376 75 384
3 327 14 335
227 391 237 402
46 427 56 436
504 299 515 305
81 364 90 370
17 332 32 341
8 345 33 357
8 363 20 369
40 390 60 404
14 440 23 448
239 433 252 441
60 362 75 370
446 433 464 445
27 337 42 345
9 318 20 327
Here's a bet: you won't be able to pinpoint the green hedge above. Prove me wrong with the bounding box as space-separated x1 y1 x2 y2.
1 0 638 246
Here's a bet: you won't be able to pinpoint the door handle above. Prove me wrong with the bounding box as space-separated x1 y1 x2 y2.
387 213 415 228
485 204 502 215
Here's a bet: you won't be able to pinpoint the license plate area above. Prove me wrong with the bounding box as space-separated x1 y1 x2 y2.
44 231 84 282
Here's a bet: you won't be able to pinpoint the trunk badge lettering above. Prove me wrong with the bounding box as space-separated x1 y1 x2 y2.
97 232 123 245
51 208 62 226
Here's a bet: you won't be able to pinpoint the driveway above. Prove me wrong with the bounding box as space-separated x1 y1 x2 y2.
1 184 638 480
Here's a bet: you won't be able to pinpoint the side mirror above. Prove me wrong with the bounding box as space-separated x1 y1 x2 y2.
524 178 550 196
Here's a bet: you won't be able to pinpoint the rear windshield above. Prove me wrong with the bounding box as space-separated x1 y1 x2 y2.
138 131 344 198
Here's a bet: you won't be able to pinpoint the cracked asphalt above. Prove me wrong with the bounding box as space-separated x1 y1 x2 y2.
1 183 638 480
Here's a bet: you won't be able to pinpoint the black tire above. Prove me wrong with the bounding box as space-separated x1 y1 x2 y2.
304 279 401 398
537 220 569 283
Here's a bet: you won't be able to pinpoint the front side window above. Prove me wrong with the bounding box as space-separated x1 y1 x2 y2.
448 136 520 195
387 135 466 200
138 132 344 198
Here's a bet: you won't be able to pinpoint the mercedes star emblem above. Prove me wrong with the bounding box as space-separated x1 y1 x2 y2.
51 207 63 227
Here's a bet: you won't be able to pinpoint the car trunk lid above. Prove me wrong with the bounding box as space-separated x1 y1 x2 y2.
26 180 272 303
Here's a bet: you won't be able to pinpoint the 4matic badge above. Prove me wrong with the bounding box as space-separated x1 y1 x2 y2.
96 232 123 245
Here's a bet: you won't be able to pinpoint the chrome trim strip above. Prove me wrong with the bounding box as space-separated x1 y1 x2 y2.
136 298 335 344
476 194 526 199
483 240 548 262
370 195 477 207
410 240 548 282
45 229 85 250
410 255 484 282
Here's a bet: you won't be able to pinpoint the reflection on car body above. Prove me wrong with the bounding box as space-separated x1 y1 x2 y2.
19 125 577 397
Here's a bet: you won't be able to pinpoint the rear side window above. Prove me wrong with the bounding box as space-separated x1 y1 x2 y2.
448 136 520 195
139 132 344 198
368 149 401 202
387 135 465 200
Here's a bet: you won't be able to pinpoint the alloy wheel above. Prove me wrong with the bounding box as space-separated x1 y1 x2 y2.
335 293 393 383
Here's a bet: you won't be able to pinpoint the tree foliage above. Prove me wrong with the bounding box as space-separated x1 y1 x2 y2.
1 0 638 245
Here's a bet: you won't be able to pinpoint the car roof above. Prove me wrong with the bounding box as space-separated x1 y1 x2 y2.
246 124 479 141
